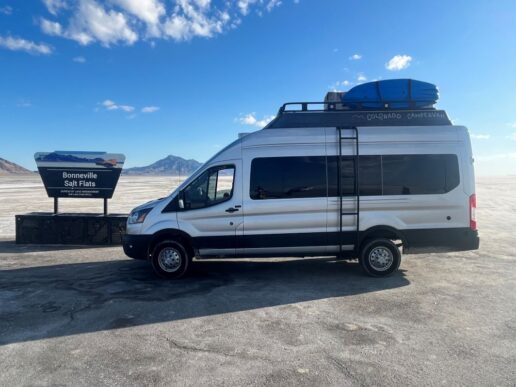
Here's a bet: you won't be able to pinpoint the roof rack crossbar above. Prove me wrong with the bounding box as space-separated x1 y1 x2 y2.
278 100 432 114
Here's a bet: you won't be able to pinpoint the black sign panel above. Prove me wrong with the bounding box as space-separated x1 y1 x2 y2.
35 151 125 199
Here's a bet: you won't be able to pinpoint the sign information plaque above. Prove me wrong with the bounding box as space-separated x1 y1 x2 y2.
35 151 125 199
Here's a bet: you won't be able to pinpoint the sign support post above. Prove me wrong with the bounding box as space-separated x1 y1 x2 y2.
54 197 58 215
104 198 108 216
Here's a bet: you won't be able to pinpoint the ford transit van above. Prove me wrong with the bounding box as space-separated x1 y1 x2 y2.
123 79 479 278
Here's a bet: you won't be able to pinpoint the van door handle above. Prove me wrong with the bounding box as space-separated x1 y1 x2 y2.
225 207 239 213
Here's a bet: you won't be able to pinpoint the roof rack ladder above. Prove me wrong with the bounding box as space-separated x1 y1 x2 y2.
337 127 360 258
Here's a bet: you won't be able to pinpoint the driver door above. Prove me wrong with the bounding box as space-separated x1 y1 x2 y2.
177 160 243 257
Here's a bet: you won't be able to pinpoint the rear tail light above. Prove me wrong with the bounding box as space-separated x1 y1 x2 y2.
469 194 477 230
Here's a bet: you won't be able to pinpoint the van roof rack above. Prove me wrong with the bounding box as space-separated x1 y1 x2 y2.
265 101 451 129
278 100 436 115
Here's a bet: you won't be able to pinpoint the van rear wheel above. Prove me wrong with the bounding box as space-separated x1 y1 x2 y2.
359 238 401 277
151 240 191 279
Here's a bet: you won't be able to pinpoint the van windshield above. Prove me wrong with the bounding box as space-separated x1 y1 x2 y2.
168 137 242 196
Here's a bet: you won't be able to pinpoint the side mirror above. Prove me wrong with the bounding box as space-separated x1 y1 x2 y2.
178 198 184 209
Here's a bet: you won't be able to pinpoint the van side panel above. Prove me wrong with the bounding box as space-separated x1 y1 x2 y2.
459 126 476 197
326 125 478 252
241 128 330 255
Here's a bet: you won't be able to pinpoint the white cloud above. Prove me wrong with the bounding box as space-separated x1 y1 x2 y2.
111 0 165 36
507 133 516 141
0 36 53 55
101 99 135 112
349 53 361 60
41 0 138 46
328 79 354 92
73 56 86 63
37 0 284 46
506 122 516 128
195 0 212 8
142 106 159 113
43 0 68 15
266 0 282 12
237 113 275 128
71 0 138 46
329 82 341 92
101 100 161 114
471 133 490 140
385 54 412 71
238 0 258 15
357 74 367 82
0 5 13 15
162 0 230 41
41 19 63 35
163 15 190 40
330 80 352 91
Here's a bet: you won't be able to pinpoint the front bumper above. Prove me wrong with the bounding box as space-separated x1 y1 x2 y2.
123 234 152 260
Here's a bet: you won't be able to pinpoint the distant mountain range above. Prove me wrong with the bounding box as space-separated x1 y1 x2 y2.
124 155 202 176
0 155 201 176
0 158 33 175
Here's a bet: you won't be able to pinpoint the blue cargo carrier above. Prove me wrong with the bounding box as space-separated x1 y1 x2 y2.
341 79 439 109
270 79 450 128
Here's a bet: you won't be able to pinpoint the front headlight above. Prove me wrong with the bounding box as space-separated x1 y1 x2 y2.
128 207 153 224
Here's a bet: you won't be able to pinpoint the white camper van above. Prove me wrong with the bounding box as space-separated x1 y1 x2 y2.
123 80 479 278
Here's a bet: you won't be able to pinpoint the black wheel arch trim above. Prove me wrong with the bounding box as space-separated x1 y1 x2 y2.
360 225 406 248
149 228 195 258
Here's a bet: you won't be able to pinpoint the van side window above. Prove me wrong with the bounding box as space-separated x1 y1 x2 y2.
444 155 460 192
327 156 382 196
382 154 459 195
328 154 459 196
182 165 235 209
250 157 327 199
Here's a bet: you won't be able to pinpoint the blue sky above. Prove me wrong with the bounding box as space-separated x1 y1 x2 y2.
1 0 515 175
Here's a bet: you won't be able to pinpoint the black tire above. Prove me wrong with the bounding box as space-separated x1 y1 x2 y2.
150 240 191 279
359 238 401 277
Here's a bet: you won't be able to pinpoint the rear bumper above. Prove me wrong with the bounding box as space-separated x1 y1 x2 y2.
404 227 479 253
465 229 480 250
123 234 152 260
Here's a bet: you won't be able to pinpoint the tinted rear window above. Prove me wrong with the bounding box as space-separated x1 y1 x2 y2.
327 156 382 196
328 154 459 196
382 154 459 195
250 154 460 199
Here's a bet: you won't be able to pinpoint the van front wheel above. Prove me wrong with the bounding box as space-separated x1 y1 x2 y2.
151 240 191 279
359 239 401 277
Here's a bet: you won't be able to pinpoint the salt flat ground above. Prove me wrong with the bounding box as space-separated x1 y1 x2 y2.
0 175 185 237
0 175 515 386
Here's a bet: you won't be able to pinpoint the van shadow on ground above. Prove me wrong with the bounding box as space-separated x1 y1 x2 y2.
0 252 409 346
